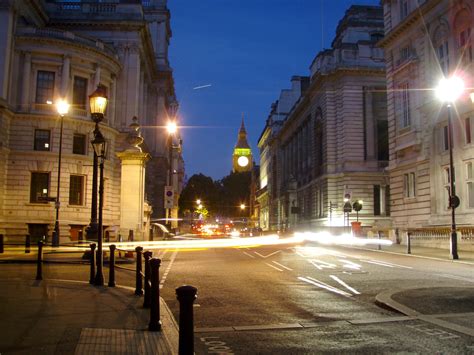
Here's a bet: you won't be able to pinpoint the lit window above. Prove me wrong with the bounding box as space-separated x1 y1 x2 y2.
34 129 51 151
69 175 84 205
35 71 55 104
30 172 49 203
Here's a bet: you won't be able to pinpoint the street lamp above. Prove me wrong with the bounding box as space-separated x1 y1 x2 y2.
52 99 69 247
435 76 464 260
166 120 177 229
86 86 108 243
240 204 246 210
196 199 201 205
87 85 108 286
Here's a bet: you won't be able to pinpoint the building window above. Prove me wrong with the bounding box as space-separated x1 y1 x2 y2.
69 175 85 206
465 117 472 144
437 41 449 75
30 172 49 203
374 185 381 216
377 120 389 160
467 162 474 208
34 129 51 151
35 71 55 104
404 172 416 198
399 83 410 128
73 134 87 155
442 125 449 151
73 76 88 110
400 0 409 19
459 28 472 64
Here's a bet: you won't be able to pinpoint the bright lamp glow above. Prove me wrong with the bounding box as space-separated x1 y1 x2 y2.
240 204 246 210
196 199 201 205
167 122 177 134
435 76 464 103
56 99 70 116
237 156 249 167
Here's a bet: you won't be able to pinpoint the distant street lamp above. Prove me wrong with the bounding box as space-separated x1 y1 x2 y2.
87 85 108 286
196 199 201 205
52 99 70 247
240 204 246 210
435 76 464 260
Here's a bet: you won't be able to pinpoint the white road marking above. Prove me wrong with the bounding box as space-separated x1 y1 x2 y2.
329 275 361 295
272 261 292 271
363 259 412 269
439 274 474 283
159 250 177 289
254 250 281 259
242 251 255 258
298 276 352 297
265 262 283 271
339 259 362 270
364 260 394 268
309 260 323 270
312 259 337 268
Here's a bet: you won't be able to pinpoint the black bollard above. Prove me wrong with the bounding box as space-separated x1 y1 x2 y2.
36 240 44 280
89 243 96 284
378 231 382 250
108 244 116 287
25 234 31 253
176 285 198 355
135 246 144 295
148 258 162 331
78 230 83 244
143 251 153 308
0 234 3 253
129 230 134 242
407 232 412 254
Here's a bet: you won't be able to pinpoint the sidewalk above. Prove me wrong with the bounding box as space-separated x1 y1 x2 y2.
0 278 179 354
353 241 474 264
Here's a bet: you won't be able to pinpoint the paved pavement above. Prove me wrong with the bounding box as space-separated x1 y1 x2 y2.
0 277 178 354
1 242 473 353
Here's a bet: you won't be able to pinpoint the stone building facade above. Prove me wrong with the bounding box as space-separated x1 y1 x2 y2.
257 5 390 233
380 0 474 246
0 0 180 242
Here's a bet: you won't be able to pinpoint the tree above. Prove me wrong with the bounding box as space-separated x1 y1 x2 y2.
217 171 251 217
178 174 219 217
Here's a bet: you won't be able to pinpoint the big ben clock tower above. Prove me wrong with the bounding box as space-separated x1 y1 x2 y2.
233 117 253 173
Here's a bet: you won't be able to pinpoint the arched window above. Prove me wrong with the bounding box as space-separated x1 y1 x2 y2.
454 9 472 65
433 24 450 75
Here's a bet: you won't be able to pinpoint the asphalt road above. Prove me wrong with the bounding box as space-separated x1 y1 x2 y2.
156 241 474 354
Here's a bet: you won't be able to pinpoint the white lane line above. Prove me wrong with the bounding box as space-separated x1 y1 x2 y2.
159 250 177 289
272 261 292 271
312 259 337 268
265 262 283 271
329 275 361 295
364 260 394 268
254 250 282 259
439 274 474 283
298 276 352 297
243 251 255 258
369 260 412 269
309 260 323 270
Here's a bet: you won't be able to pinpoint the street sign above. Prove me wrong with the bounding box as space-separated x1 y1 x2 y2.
164 186 174 209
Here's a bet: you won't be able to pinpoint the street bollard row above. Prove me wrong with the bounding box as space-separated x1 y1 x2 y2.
143 251 152 308
89 243 96 284
407 232 412 254
108 244 116 287
135 246 144 296
148 258 162 331
176 285 198 355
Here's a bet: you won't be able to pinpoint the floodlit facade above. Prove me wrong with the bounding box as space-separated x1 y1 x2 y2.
380 0 474 246
257 6 390 234
0 0 181 242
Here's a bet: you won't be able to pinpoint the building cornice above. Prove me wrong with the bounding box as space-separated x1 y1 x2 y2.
378 0 441 48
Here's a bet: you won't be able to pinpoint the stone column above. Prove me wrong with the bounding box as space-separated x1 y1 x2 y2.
61 56 70 98
0 7 14 101
117 118 150 240
21 52 31 112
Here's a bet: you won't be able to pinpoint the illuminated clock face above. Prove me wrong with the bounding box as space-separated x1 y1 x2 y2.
237 156 249 167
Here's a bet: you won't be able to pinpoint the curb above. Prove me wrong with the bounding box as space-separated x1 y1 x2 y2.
375 288 421 317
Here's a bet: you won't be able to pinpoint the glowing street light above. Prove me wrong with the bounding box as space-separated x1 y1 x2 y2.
240 204 246 210
436 76 464 260
166 121 177 135
52 99 70 247
196 199 201 205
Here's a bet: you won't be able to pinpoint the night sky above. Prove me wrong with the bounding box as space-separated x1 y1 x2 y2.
168 0 380 180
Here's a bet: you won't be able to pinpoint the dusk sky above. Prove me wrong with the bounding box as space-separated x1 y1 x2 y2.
168 0 380 180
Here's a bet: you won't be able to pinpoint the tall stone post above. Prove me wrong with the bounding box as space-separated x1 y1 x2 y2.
117 117 150 241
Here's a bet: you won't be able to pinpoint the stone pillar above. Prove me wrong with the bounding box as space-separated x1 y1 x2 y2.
61 56 70 98
0 7 14 101
94 65 101 88
21 52 31 112
117 118 150 240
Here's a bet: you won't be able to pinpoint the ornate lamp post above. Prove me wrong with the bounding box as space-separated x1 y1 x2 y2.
86 86 108 243
435 76 464 260
52 99 69 247
86 85 108 285
92 130 107 286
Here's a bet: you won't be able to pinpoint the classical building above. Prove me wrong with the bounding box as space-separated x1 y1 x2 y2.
0 0 181 242
379 0 474 247
232 118 253 173
257 5 390 234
